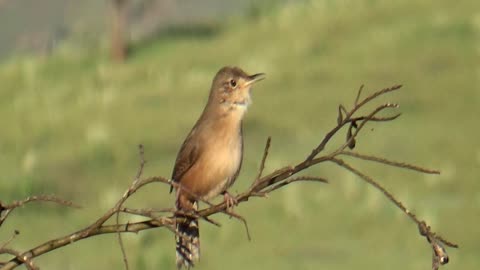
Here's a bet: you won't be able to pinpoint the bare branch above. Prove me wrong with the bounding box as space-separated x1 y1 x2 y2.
354 84 364 106
330 158 458 247
350 84 402 117
340 151 440 174
261 176 328 194
224 210 251 241
116 212 129 270
120 207 175 216
117 144 146 270
0 195 79 227
307 85 402 161
253 136 272 186
0 248 37 270
330 157 416 221
350 113 401 122
1 84 457 270
1 231 19 250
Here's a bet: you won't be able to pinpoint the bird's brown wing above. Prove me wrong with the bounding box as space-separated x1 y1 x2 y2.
227 125 244 188
170 131 201 193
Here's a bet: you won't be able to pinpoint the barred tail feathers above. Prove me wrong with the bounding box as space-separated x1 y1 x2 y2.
176 200 200 269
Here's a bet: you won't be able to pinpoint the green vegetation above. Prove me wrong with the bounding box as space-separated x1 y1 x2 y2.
0 0 478 269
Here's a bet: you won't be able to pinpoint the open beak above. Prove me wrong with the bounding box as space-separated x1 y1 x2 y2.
245 73 266 86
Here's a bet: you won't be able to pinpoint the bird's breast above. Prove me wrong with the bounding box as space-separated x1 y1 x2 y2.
181 123 243 201
199 130 242 199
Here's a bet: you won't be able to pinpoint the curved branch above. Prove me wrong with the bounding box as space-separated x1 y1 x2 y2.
0 195 79 227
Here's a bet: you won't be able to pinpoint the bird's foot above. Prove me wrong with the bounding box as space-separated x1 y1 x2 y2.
222 191 238 210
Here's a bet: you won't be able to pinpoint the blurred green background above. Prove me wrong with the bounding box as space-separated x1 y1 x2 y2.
0 0 478 269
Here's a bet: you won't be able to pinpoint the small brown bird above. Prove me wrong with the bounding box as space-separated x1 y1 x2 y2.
171 66 265 269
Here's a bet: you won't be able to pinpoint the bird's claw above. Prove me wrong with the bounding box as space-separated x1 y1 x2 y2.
223 191 238 210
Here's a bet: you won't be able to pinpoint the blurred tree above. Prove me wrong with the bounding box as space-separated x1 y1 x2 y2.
109 0 128 62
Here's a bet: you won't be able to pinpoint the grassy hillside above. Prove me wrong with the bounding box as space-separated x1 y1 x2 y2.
0 0 478 269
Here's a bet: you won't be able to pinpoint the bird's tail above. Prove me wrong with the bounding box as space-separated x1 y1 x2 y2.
175 199 200 269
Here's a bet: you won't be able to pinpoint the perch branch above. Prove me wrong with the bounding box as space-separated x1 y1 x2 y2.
1 84 457 270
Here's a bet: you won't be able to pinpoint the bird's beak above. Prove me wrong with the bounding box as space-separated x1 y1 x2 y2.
245 73 266 86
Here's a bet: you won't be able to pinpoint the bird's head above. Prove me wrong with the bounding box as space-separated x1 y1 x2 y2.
209 66 265 114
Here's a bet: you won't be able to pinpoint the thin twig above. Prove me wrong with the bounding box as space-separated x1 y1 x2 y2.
224 210 251 241
334 103 399 157
253 137 272 186
0 196 80 210
340 151 440 174
261 176 329 194
330 158 458 247
350 113 401 122
116 213 129 270
120 207 175 216
307 85 402 160
354 84 364 106
116 144 147 270
0 231 19 250
349 84 402 118
331 157 418 222
0 195 79 227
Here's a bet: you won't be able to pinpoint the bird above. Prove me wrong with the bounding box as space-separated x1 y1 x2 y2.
171 66 265 269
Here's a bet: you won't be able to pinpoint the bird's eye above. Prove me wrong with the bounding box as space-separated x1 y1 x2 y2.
230 79 237 88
